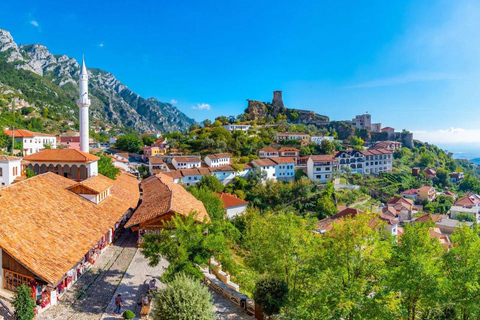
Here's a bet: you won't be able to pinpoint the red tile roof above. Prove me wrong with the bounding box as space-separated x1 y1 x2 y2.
23 149 100 163
259 147 278 153
252 158 277 167
126 174 209 228
387 197 414 206
0 172 139 285
4 129 54 138
60 136 80 143
206 153 231 159
401 188 418 195
309 155 336 162
173 157 201 163
0 155 20 161
216 192 248 208
149 157 164 164
279 147 300 152
271 157 296 164
416 214 447 223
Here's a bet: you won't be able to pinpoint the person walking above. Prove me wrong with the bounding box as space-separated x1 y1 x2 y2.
113 294 125 315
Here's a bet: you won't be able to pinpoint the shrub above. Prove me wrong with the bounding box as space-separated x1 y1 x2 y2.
13 284 36 320
122 309 135 319
153 273 215 320
253 274 289 316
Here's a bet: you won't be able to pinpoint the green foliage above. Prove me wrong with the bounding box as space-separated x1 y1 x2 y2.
153 273 215 320
25 168 35 178
97 154 120 179
349 136 364 149
188 187 225 221
316 182 337 219
141 213 232 282
13 284 36 320
196 175 224 193
253 275 289 316
122 309 135 319
142 135 156 146
455 212 476 222
115 134 142 153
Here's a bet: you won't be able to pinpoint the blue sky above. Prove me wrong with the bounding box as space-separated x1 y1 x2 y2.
1 0 480 143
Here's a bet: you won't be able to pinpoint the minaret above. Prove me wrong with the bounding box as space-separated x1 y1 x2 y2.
77 57 91 153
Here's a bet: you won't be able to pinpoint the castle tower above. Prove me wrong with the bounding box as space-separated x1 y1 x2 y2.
77 58 91 153
272 90 284 109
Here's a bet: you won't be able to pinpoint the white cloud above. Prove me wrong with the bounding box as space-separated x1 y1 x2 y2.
98 43 104 47
30 20 39 27
347 72 460 88
191 103 211 110
413 127 480 143
170 99 178 104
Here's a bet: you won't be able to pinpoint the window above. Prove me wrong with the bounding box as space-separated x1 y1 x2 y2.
0 167 2 177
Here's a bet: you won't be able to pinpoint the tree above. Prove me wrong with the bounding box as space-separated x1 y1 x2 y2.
419 153 434 168
203 119 212 127
142 135 156 146
115 134 142 153
296 214 394 320
455 212 475 222
13 284 36 320
443 224 480 319
253 275 289 317
436 168 449 186
141 213 230 281
319 139 335 154
387 222 444 320
25 168 36 178
153 273 215 320
316 182 337 219
350 136 364 149
98 154 120 179
196 175 224 193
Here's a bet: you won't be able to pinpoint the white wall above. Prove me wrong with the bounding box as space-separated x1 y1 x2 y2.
225 205 247 219
22 135 57 156
307 158 334 183
0 159 21 186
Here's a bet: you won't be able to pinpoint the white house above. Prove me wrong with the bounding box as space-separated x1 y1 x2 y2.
307 155 337 183
172 157 202 169
310 136 334 144
271 157 296 182
252 158 277 181
4 129 56 156
278 148 300 157
112 153 130 172
276 132 310 142
0 155 21 187
258 147 279 158
336 148 393 175
222 124 251 132
205 153 231 167
216 192 248 219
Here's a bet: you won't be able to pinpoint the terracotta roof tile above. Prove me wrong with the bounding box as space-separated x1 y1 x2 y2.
252 158 277 167
149 157 164 164
71 175 114 194
216 192 248 208
259 147 278 153
173 157 201 163
0 172 139 285
271 157 296 164
4 129 54 138
309 155 336 162
206 153 231 159
23 149 100 163
126 174 209 228
279 147 300 152
0 155 20 161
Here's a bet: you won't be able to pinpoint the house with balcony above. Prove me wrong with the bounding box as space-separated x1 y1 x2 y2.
258 147 279 158
361 148 393 174
336 150 366 174
307 155 337 183
252 158 277 181
310 136 334 144
279 147 300 157
149 157 168 175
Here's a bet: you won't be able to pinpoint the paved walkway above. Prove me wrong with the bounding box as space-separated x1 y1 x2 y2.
35 230 253 320
36 231 138 320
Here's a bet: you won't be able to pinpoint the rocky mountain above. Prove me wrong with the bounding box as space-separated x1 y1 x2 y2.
0 29 194 132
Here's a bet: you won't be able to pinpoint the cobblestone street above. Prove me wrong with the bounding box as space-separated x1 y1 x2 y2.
34 230 253 320
36 231 138 320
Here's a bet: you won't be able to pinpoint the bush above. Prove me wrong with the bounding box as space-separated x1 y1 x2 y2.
153 273 215 320
122 309 135 319
253 274 289 316
13 284 36 320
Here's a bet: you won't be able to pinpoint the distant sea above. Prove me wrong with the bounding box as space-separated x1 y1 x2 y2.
434 143 480 164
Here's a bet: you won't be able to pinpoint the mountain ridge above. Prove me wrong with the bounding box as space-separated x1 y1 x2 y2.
0 28 194 133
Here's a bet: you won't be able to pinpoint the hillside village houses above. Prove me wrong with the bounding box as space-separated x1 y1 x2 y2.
4 129 57 156
310 136 334 144
336 148 394 175
449 193 480 223
258 147 279 158
276 132 310 143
